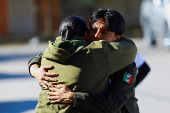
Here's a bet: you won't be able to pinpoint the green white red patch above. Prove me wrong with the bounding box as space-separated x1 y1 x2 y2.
123 72 133 84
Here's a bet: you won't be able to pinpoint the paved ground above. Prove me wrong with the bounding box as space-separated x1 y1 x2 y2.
0 38 170 113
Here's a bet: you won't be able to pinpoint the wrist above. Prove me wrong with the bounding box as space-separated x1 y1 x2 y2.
30 64 40 78
70 92 75 104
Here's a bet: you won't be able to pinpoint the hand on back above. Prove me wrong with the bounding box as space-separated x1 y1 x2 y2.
31 64 58 89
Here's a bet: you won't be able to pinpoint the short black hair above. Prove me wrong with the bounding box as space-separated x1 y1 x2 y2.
59 16 88 40
89 8 125 36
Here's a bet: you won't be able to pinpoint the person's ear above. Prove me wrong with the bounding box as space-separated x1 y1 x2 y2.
116 35 121 41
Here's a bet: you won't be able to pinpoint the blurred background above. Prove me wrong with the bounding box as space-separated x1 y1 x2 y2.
0 0 142 43
0 0 170 113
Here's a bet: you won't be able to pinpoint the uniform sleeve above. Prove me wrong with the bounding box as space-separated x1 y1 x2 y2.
73 63 137 113
28 53 43 77
103 37 137 74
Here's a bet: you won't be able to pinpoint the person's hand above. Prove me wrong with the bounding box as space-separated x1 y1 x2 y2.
46 84 75 104
30 64 58 89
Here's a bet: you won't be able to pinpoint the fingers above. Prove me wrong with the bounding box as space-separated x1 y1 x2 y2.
41 66 59 76
46 92 58 96
42 65 54 70
47 95 62 104
56 84 72 91
42 76 58 82
44 72 58 77
40 80 55 89
50 100 60 104
49 87 58 92
41 83 48 89
47 95 58 100
43 81 55 87
56 84 66 88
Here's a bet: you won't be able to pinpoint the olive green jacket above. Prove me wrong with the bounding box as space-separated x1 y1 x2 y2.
31 36 137 113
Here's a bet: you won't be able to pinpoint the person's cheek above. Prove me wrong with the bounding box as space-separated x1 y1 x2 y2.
88 31 95 39
111 38 116 42
103 36 109 42
104 37 115 42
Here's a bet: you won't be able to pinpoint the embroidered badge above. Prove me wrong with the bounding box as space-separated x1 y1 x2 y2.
123 72 133 84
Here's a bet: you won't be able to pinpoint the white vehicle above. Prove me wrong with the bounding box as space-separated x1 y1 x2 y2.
140 0 170 50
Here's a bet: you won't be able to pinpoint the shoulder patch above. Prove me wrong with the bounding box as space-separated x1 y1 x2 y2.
123 72 133 84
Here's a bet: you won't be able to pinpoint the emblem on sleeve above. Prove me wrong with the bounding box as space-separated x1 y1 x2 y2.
123 72 133 84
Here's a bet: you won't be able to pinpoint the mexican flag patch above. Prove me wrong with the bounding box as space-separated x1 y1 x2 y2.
123 72 133 84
